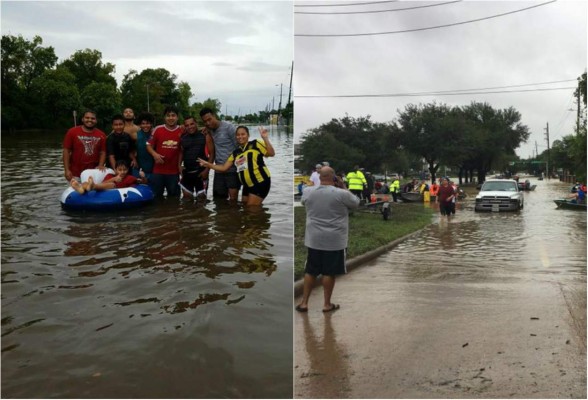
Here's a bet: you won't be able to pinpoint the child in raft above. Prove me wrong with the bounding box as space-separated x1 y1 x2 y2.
70 160 147 194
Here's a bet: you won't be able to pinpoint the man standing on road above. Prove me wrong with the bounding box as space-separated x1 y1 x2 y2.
436 177 455 216
296 166 360 313
62 110 107 181
199 108 239 201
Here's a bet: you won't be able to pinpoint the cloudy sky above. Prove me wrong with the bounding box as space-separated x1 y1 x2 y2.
1 0 293 117
294 0 587 159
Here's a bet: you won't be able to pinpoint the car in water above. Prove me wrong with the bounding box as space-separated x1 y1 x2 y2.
474 179 524 212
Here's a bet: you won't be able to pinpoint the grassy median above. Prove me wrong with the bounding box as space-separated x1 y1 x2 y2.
294 203 436 281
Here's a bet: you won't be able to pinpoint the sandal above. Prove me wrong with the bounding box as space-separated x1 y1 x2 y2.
295 304 308 312
322 304 340 313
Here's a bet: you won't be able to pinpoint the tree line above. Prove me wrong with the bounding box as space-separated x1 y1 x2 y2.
1 34 292 132
297 76 587 183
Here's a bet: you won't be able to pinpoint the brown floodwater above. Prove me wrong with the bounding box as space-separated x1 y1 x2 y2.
1 128 294 398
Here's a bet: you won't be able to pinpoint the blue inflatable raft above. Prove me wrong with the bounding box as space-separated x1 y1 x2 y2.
60 169 154 211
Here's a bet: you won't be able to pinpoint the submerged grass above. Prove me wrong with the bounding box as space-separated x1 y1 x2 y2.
294 203 435 281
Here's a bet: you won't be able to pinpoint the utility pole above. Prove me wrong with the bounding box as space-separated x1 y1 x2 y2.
535 141 539 158
287 61 293 106
576 79 581 134
544 122 551 179
277 83 283 126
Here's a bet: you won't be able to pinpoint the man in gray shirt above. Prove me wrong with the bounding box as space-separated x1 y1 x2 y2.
199 108 240 201
296 166 360 313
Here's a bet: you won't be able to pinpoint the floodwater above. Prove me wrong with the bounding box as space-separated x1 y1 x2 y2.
1 127 294 398
295 179 587 398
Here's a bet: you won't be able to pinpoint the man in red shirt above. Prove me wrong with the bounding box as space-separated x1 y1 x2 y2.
62 110 107 181
146 106 183 198
436 177 455 216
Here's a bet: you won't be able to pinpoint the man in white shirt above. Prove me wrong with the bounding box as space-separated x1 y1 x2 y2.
309 163 322 186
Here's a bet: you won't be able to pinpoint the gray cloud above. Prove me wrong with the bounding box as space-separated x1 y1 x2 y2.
294 1 587 158
1 0 293 116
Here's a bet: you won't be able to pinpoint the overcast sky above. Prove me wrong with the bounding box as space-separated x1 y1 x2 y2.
1 0 293 117
294 0 587 159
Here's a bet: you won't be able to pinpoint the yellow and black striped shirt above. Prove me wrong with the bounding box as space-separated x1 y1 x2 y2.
228 139 271 187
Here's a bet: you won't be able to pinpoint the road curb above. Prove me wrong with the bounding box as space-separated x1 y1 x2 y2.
293 228 426 298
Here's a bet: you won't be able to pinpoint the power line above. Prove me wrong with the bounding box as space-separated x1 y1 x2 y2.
295 0 557 37
295 86 575 98
295 0 400 8
296 1 461 15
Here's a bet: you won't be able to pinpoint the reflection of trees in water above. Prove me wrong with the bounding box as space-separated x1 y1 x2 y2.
63 207 277 314
64 207 275 278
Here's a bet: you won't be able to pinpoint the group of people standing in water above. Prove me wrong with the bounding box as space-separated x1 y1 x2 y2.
62 106 275 206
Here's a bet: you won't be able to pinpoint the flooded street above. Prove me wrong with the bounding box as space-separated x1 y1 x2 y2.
1 128 293 398
295 179 586 398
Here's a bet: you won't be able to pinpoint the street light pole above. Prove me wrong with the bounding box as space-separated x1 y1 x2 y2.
145 84 150 113
277 83 283 125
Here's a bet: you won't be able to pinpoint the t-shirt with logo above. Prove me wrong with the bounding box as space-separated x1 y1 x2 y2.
148 125 183 175
63 126 107 178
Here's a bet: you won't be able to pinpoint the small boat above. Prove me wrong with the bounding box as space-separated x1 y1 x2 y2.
61 169 154 211
553 199 587 211
400 192 423 202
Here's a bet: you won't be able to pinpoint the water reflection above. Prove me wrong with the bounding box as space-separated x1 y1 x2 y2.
1 129 293 398
300 314 351 398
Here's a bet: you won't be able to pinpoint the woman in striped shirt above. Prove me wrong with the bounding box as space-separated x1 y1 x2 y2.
198 125 275 206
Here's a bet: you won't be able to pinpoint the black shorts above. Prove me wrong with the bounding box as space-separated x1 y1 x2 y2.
180 171 206 194
440 202 453 215
304 247 347 277
212 171 241 198
242 178 271 199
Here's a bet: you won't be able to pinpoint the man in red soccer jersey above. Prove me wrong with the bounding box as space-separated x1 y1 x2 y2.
62 110 107 181
146 106 183 198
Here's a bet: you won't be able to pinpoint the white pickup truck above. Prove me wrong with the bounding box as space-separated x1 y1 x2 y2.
474 179 524 212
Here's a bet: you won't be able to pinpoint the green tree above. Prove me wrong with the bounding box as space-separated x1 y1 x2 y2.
80 82 122 129
29 67 80 128
1 34 58 129
177 81 193 117
120 68 184 119
459 102 530 182
190 98 222 121
397 102 462 182
297 115 397 174
60 49 116 90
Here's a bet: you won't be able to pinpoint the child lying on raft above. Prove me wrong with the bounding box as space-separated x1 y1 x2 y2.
71 160 147 195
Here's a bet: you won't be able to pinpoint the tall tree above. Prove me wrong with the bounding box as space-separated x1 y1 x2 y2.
397 102 462 182
297 115 397 173
60 49 117 90
80 82 122 129
1 34 58 129
120 68 183 119
460 102 530 182
29 66 80 128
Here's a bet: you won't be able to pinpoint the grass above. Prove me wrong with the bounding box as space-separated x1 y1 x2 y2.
294 203 435 281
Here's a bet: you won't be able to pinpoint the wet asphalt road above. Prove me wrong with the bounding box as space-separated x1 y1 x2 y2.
294 179 586 398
